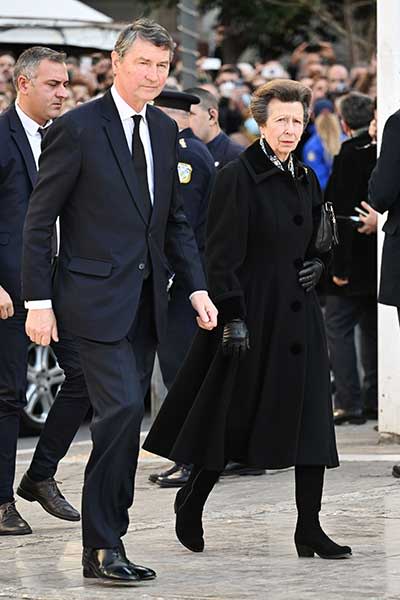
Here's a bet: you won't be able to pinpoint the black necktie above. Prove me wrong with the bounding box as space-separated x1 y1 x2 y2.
132 114 152 222
38 127 47 141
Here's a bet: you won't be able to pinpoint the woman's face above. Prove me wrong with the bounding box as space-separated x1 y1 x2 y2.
259 99 305 161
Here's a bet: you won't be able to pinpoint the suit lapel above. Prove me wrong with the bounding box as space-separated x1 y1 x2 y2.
147 105 169 224
100 91 148 225
8 105 37 187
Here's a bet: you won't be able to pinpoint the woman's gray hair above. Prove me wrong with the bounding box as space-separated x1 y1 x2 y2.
114 18 175 60
13 46 66 90
250 79 312 126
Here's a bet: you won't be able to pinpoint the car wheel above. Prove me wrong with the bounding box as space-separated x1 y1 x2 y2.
22 343 65 434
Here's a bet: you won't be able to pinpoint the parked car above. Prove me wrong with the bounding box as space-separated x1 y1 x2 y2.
22 343 65 434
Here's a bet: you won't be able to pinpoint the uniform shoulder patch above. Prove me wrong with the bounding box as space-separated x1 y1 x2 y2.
179 138 187 148
177 162 193 184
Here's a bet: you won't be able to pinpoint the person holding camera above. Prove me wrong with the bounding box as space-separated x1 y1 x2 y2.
144 80 351 560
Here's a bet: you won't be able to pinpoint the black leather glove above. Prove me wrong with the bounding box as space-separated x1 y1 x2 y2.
298 259 324 292
222 319 250 359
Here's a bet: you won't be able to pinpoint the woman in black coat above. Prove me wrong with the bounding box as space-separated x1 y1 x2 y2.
144 79 351 560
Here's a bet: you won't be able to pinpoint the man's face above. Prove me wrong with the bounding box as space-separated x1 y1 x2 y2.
18 59 69 124
328 65 349 93
189 103 212 142
112 38 170 110
0 54 15 81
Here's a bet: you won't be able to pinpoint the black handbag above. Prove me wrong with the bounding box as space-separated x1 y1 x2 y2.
313 201 339 253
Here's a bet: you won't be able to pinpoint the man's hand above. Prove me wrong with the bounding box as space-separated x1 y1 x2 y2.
0 286 14 319
190 292 218 331
332 276 349 287
25 308 59 346
358 201 378 235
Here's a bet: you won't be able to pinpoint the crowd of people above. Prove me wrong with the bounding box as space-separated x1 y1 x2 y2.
0 19 387 584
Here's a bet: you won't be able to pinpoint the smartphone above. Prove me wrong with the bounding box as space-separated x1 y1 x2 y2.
354 206 368 218
201 57 222 71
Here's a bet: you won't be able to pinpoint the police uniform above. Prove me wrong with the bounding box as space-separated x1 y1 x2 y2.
154 93 216 389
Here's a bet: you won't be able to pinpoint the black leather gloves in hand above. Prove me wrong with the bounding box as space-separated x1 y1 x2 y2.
298 259 324 292
222 319 250 359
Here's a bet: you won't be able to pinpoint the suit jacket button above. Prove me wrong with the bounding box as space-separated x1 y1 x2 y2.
290 343 303 355
139 263 145 270
293 215 304 226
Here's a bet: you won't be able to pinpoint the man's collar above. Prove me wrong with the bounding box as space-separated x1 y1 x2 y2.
110 85 148 123
15 103 52 136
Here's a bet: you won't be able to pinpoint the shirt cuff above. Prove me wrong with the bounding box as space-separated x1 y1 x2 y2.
189 290 208 301
25 300 53 309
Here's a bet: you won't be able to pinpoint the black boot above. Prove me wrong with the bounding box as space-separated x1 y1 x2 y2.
294 465 352 559
174 465 220 553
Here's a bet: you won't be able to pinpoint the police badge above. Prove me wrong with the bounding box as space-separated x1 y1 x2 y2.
177 162 193 184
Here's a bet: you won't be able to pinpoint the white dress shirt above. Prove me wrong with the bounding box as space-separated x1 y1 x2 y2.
15 103 51 169
110 85 154 204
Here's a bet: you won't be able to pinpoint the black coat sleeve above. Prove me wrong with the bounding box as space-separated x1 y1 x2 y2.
369 111 400 213
22 117 81 300
205 163 249 324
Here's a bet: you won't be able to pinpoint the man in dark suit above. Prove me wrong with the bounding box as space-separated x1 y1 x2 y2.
369 105 400 479
22 19 217 584
0 46 82 537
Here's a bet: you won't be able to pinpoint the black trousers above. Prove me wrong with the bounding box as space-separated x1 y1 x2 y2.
28 329 90 482
0 302 29 505
325 295 377 414
76 279 157 548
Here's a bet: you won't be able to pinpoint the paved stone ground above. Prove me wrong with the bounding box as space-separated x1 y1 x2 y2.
2 422 400 600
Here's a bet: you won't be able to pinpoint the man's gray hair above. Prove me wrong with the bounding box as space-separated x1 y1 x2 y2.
13 46 66 90
114 18 175 60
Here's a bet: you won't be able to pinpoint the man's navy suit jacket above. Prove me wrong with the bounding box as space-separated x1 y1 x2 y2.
22 91 206 342
0 105 37 301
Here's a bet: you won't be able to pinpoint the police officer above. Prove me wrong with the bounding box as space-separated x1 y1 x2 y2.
150 89 216 487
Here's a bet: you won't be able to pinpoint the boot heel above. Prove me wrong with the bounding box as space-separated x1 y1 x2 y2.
16 486 36 503
296 543 315 558
83 567 95 578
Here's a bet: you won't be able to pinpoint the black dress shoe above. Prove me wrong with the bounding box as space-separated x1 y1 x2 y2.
156 464 191 488
82 548 144 584
333 409 366 425
0 502 32 536
221 461 266 477
118 542 156 580
149 462 181 484
17 473 80 522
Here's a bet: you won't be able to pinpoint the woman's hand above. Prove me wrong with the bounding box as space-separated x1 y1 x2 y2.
222 319 250 359
298 259 324 292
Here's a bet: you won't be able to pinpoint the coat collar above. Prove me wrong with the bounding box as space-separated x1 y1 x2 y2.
240 139 309 184
6 104 37 187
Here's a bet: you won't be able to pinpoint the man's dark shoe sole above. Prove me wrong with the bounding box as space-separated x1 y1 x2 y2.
0 527 32 536
221 467 266 477
17 485 80 522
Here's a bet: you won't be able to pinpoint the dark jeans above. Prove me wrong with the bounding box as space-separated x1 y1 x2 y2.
0 302 29 505
325 295 377 414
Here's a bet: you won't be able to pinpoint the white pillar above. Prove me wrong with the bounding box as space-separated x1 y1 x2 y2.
377 0 400 437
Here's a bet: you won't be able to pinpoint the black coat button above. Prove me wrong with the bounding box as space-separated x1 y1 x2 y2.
290 343 303 355
138 263 145 270
293 258 303 270
293 215 304 226
291 300 302 312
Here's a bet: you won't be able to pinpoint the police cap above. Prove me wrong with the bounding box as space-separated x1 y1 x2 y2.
154 89 200 112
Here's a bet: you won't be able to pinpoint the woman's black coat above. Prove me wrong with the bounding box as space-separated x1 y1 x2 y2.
144 140 339 471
